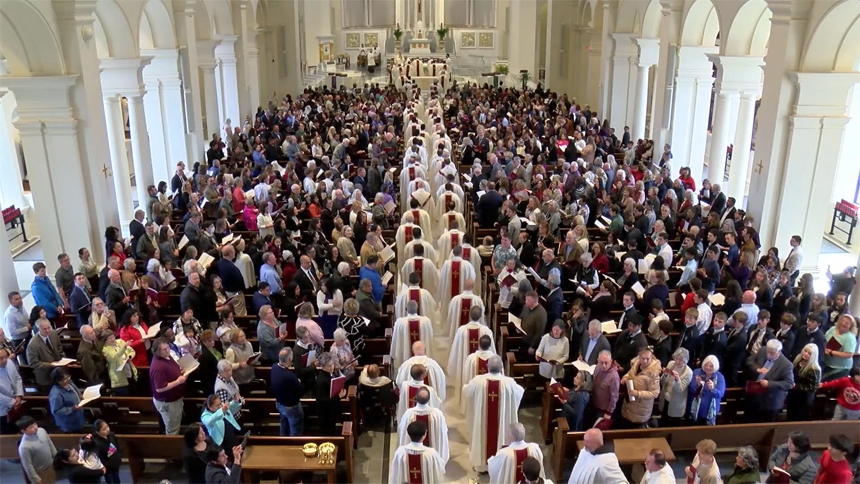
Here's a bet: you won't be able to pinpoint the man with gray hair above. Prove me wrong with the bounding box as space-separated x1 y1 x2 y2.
105 269 130 322
580 320 611 365
462 354 525 473
487 422 544 483
271 347 303 436
391 300 434 369
77 324 106 386
746 338 794 422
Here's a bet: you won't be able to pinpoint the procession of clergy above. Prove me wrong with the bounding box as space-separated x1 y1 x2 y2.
386 97 546 484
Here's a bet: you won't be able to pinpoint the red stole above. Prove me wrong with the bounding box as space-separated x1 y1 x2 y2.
408 319 421 347
450 232 460 247
411 209 420 225
409 289 421 312
404 226 414 244
486 379 501 461
407 453 423 484
447 213 455 228
409 167 416 181
459 297 471 327
514 447 529 483
462 247 472 261
445 194 452 208
477 357 489 375
413 258 424 285
450 260 461 299
414 413 431 447
467 327 480 353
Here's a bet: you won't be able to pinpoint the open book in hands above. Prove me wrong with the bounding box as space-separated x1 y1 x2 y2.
177 353 200 376
78 384 103 407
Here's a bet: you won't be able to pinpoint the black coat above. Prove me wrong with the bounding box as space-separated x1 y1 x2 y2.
475 190 504 228
698 328 727 363
613 330 647 373
652 336 673 368
793 328 825 364
776 329 796 359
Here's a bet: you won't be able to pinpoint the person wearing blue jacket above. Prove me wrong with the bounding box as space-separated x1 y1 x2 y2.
48 368 86 432
687 355 726 425
31 262 64 320
201 393 241 450
358 256 384 303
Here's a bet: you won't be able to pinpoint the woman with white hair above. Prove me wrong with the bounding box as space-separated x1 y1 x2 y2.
224 329 257 390
89 298 117 334
331 328 357 379
688 355 725 425
616 258 640 294
213 359 244 421
723 446 760 483
659 348 693 426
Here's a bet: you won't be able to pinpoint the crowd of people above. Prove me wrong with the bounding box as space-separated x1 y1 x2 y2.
1 75 859 484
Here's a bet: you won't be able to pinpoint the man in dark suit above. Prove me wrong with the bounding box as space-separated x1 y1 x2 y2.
775 315 796 359
129 210 146 255
170 164 187 194
745 311 775 359
544 274 564 330
613 316 648 374
217 245 246 302
793 313 826 364
98 257 121 301
676 309 701 359
68 273 93 327
329 262 354 299
104 269 131 323
709 184 727 215
184 212 203 248
724 312 750 387
652 320 674 368
697 312 728 364
579 320 611 365
746 340 794 422
179 272 208 320
292 255 320 304
25 319 64 393
475 181 504 228
617 292 638 332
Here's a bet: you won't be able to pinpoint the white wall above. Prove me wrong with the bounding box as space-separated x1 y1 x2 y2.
835 82 860 203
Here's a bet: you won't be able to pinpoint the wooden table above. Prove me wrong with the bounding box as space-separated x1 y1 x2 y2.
240 445 337 484
577 437 675 482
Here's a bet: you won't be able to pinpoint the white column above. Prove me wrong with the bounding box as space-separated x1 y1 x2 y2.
669 46 717 180
161 78 190 165
632 65 650 141
726 92 758 204
127 95 154 205
247 46 262 113
706 90 737 184
199 62 220 138
215 36 241 128
141 78 170 185
608 33 637 130
689 74 715 181
598 2 614 114
0 91 26 209
103 96 135 230
631 38 659 140
507 0 539 81
174 0 205 162
0 221 18 311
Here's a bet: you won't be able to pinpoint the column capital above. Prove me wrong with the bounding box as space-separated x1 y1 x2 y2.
100 57 152 97
708 55 764 94
51 0 98 22
197 39 221 64
633 38 659 66
43 119 79 136
0 75 78 120
791 72 860 117
676 46 718 79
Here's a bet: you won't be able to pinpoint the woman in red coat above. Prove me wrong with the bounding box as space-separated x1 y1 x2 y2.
118 309 150 367
591 241 610 274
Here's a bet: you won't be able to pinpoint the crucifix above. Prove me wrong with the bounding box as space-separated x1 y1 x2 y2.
488 390 499 402
102 164 113 178
417 0 422 15
409 468 422 480
753 159 764 174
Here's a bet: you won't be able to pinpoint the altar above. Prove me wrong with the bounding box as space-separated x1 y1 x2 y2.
408 20 432 55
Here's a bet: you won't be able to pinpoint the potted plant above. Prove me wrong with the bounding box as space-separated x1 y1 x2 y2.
496 64 509 75
393 25 403 41
436 24 449 41
519 69 531 89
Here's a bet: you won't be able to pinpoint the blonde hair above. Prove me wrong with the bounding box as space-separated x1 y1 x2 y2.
793 343 822 377
696 439 717 456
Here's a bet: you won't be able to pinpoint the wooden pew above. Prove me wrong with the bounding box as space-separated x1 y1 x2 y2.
0 429 355 484
551 419 860 480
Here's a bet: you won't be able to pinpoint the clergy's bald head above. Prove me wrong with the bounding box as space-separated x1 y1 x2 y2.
487 355 503 374
410 364 426 381
452 245 463 258
479 335 492 351
404 213 415 224
415 387 431 405
583 428 604 453
406 300 418 315
408 272 421 286
412 341 426 356
508 423 526 442
406 420 427 443
463 278 474 291
470 305 483 322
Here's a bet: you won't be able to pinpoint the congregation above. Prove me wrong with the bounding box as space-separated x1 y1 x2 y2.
1 76 860 484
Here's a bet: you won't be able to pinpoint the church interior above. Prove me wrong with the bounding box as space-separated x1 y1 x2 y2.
1 0 860 483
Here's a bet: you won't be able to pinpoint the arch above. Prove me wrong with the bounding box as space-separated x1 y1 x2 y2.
802 0 860 72
194 0 213 40
580 1 593 28
722 0 771 56
640 0 661 38
94 0 139 58
614 0 640 34
210 0 234 35
680 0 720 47
0 0 65 75
141 0 176 49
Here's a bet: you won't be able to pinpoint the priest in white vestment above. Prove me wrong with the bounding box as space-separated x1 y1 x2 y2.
460 335 498 405
396 341 447 402
400 245 440 298
567 429 627 484
641 449 677 484
400 159 426 206
402 143 428 167
397 363 443 421
403 227 439 264
449 306 495 384
434 190 464 238
398 387 450 464
488 423 545 483
458 236 483 289
395 272 438 320
407 183 436 221
402 199 434 241
445 277 485 338
395 214 419 263
438 247 476 320
391 300 434 369
435 221 467 266
462 355 525 473
388 420 446 484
